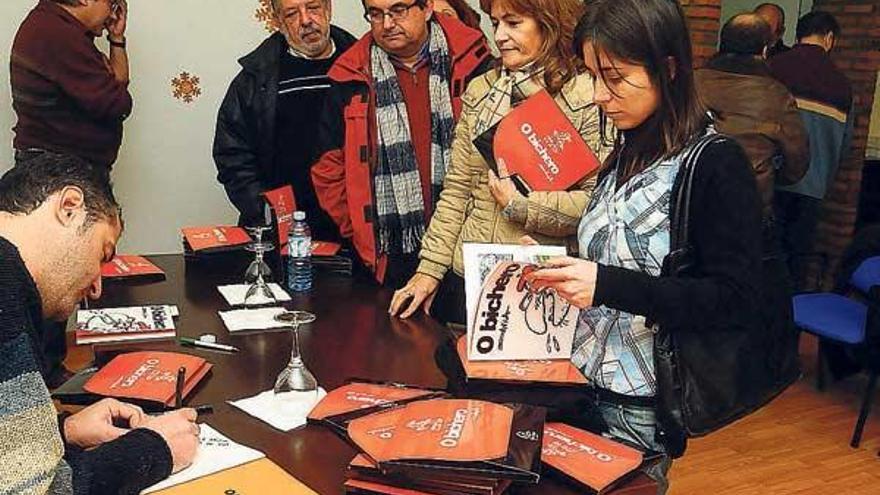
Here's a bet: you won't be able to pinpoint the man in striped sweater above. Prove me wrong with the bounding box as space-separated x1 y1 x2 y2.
0 153 199 494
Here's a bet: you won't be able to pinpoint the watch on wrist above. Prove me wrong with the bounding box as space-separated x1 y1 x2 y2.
108 36 126 48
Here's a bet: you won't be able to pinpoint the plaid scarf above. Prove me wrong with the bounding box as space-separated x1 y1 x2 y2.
473 64 545 137
371 22 454 255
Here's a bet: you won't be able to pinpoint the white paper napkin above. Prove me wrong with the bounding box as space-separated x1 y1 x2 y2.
141 424 265 494
228 388 327 432
217 283 291 306
218 306 290 332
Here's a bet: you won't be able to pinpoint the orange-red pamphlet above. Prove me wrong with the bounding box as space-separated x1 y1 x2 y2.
542 422 648 494
347 399 544 483
83 351 212 408
181 226 250 253
263 185 296 256
153 458 316 494
308 380 446 434
101 255 165 280
474 89 601 194
456 336 588 385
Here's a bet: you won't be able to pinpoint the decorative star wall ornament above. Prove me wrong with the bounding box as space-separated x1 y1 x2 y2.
255 0 280 32
171 72 202 103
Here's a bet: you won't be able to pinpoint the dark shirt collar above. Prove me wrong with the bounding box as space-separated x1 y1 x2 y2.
389 29 431 71
705 53 772 77
791 43 828 55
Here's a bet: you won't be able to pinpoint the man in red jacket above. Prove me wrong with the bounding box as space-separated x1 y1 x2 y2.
311 0 490 289
10 0 132 388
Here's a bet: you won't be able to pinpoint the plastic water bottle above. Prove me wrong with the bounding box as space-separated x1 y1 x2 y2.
287 211 312 292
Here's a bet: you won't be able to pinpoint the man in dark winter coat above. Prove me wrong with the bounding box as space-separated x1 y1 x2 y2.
213 0 355 240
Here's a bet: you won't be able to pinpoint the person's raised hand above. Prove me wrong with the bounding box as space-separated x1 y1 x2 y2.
106 0 128 42
524 256 598 309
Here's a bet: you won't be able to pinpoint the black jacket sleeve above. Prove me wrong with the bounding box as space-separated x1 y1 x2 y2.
213 71 266 225
593 140 762 331
66 428 173 495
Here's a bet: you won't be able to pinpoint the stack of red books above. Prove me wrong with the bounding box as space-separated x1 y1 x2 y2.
342 398 544 494
310 382 544 495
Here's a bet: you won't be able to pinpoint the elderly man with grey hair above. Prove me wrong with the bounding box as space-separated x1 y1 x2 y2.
213 0 356 240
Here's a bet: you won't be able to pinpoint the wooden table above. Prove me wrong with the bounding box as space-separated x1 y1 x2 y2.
87 254 655 494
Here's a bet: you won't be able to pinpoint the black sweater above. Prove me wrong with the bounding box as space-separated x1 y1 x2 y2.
0 237 172 494
594 139 763 333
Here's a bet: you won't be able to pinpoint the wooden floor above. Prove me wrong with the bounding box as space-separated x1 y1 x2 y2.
65 334 879 494
669 335 880 495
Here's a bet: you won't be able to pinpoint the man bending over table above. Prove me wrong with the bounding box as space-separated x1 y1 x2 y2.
0 153 199 494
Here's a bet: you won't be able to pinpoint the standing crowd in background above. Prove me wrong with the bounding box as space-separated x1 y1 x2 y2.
1 0 858 494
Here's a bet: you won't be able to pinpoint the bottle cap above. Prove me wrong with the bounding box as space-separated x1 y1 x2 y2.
293 211 306 221
198 333 218 344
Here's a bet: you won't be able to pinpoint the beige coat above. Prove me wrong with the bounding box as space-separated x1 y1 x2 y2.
417 70 609 280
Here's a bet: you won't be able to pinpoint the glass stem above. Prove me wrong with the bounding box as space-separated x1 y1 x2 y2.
289 325 304 367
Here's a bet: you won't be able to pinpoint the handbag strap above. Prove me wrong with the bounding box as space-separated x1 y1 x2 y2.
669 133 727 252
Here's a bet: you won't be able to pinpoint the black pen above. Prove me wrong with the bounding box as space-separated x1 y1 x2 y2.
148 404 213 416
174 366 185 409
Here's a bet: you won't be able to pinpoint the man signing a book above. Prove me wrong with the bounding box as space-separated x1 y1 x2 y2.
0 153 199 494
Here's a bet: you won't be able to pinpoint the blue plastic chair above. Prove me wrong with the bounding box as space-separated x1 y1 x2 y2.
792 255 880 448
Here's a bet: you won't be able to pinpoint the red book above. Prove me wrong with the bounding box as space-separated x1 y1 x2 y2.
308 380 446 435
181 226 250 253
455 336 588 385
346 399 544 483
312 240 342 257
101 255 165 280
474 89 601 193
542 423 653 494
75 305 176 345
345 478 435 495
263 185 297 256
83 351 212 408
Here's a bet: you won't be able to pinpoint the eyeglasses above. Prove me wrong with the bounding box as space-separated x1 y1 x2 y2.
363 0 422 24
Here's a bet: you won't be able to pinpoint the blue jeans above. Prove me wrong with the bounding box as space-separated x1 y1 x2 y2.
595 399 672 495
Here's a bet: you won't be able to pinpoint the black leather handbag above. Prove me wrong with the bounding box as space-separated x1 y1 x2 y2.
653 134 799 458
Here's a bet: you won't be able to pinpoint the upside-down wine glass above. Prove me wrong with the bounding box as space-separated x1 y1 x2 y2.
243 228 276 307
273 310 318 395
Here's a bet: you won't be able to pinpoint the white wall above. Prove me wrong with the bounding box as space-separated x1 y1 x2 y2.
0 0 374 254
721 0 814 47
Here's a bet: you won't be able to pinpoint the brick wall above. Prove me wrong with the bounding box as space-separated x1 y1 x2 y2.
682 0 722 67
809 0 880 287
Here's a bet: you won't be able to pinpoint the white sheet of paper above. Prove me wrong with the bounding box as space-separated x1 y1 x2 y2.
218 307 290 332
228 388 327 432
140 424 265 494
462 243 566 332
217 283 292 306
